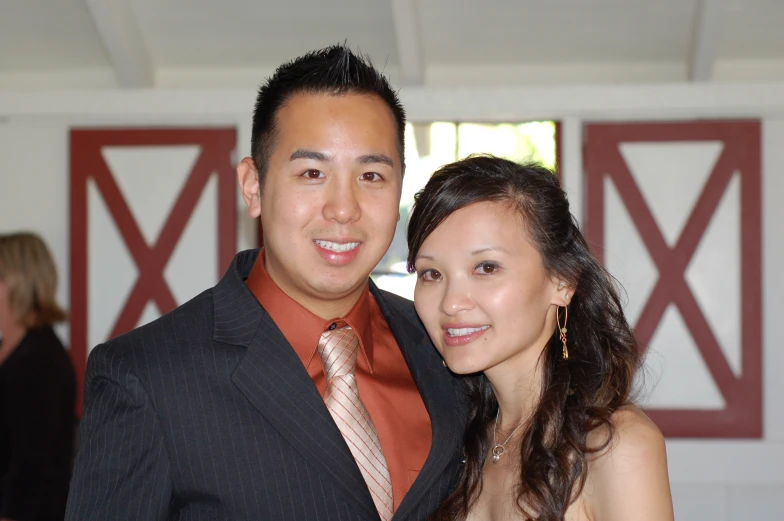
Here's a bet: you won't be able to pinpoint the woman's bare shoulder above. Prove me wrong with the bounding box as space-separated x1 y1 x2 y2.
582 405 674 521
588 405 664 461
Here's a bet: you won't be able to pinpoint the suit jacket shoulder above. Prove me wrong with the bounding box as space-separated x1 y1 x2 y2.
376 288 420 323
90 287 210 362
83 284 243 420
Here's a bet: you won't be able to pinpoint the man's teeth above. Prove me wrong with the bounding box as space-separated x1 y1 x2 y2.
315 240 360 253
447 326 490 337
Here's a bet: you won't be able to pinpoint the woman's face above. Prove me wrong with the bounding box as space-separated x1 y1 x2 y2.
413 201 567 376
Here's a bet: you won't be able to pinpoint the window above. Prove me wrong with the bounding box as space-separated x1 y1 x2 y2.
372 121 558 299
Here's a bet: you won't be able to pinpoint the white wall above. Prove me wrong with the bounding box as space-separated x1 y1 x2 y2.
1 84 782 520
0 121 71 341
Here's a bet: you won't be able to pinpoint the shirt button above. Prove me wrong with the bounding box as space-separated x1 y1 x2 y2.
328 322 337 330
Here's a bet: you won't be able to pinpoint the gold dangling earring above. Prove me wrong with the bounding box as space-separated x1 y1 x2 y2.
557 303 569 360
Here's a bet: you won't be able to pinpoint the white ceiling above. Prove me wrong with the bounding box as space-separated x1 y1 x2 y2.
0 0 110 69
1 0 784 90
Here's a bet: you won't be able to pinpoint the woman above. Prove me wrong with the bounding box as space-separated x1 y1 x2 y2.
408 156 673 521
0 232 76 521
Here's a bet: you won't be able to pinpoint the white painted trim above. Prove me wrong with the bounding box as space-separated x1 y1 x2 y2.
3 83 784 121
762 119 784 443
84 0 154 88
560 117 584 226
399 84 784 121
689 0 724 82
5 60 784 91
0 68 118 90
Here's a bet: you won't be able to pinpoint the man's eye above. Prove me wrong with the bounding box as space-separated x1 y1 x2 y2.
419 269 442 282
475 262 500 275
361 172 382 181
303 169 324 179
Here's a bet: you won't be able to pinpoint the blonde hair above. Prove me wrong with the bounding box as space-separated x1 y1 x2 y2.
0 232 67 328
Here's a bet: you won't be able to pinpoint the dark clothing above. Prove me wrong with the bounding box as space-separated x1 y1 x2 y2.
66 249 466 520
245 251 433 508
0 326 77 521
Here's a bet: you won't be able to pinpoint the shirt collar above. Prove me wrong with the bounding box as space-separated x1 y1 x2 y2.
245 249 374 371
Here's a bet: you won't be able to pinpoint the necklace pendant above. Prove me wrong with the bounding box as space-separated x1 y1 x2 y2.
491 444 505 464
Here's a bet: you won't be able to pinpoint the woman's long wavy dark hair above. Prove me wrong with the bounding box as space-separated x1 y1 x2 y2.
407 155 641 521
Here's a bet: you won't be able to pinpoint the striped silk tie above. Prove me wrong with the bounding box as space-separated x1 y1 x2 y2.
317 325 394 521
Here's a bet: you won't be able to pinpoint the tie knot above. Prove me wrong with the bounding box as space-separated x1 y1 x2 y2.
317 325 359 380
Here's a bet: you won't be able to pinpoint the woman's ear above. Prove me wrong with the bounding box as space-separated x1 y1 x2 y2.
551 278 575 307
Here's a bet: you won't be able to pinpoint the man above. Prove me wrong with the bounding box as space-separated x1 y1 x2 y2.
66 44 466 520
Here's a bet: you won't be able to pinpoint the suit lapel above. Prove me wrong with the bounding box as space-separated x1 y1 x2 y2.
370 284 466 520
215 250 379 520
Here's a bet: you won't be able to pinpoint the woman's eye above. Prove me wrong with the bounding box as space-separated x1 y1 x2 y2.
475 262 500 275
419 269 442 282
361 172 382 181
302 169 325 179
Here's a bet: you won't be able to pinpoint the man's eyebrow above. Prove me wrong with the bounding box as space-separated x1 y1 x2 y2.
289 149 331 162
356 154 394 168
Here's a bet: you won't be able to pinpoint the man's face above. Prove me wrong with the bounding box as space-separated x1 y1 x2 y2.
240 92 403 317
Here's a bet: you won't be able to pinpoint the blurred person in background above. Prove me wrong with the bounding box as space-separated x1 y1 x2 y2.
0 232 76 521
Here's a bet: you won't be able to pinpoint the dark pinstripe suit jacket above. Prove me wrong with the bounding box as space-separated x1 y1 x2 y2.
66 249 466 520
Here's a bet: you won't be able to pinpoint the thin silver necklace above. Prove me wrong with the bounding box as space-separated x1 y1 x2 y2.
491 409 526 464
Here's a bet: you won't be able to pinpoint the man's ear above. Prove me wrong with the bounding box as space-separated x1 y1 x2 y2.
237 157 261 218
551 278 575 307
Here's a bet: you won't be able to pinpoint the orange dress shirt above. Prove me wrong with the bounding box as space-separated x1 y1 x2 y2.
245 253 432 511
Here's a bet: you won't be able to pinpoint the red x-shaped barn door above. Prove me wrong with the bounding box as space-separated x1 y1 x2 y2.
584 121 761 438
70 128 237 413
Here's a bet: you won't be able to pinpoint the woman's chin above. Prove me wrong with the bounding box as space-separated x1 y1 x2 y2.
443 356 487 375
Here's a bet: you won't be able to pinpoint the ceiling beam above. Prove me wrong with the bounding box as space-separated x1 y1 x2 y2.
6 84 784 120
84 0 154 88
391 0 424 85
689 0 724 82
